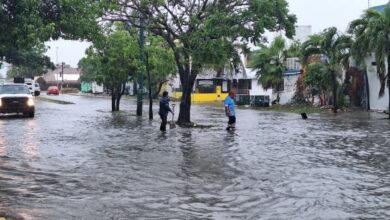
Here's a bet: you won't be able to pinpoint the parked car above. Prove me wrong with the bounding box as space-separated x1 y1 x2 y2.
47 86 60 95
0 83 35 117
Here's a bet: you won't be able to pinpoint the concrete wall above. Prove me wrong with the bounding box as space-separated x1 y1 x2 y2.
280 74 300 105
365 54 389 111
249 79 273 97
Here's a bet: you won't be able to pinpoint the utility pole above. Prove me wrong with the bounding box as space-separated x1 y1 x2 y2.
146 52 153 120
61 62 64 90
56 47 59 65
136 17 145 116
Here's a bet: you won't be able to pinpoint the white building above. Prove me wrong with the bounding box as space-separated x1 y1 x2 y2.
277 26 311 104
365 54 389 111
37 63 81 90
359 4 389 112
238 68 273 98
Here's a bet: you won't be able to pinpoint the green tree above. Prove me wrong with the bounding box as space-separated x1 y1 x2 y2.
0 0 103 64
301 27 352 113
78 58 98 83
252 36 301 102
304 62 332 104
82 30 140 111
145 36 176 120
253 36 287 102
105 0 296 125
6 44 55 79
349 5 390 118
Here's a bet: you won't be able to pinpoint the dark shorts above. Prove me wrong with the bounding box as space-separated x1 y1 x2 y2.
228 116 236 125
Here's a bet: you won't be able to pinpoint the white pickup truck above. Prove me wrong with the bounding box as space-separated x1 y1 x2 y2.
0 83 35 117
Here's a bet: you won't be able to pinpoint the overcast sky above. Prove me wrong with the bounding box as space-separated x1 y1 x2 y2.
43 0 390 68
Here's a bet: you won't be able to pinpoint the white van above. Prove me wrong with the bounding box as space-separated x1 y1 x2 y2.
25 79 40 96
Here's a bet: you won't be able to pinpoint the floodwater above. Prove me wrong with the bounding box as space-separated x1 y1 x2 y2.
1 95 390 219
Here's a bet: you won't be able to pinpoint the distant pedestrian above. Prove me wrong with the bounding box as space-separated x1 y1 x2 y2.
224 90 236 130
159 91 173 132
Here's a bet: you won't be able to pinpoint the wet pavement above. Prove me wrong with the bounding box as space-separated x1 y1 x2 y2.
1 94 390 219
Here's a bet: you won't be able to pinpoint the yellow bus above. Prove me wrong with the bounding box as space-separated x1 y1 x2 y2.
172 78 232 102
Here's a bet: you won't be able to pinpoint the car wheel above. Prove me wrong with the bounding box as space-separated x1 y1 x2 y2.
35 91 40 96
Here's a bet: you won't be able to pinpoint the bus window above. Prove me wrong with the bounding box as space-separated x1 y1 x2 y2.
197 80 215 93
222 80 228 92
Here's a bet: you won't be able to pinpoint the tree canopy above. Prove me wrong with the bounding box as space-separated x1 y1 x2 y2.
300 27 352 112
0 0 103 64
304 62 331 94
253 36 287 93
104 0 297 124
349 5 390 99
144 35 176 97
80 29 140 111
6 44 55 79
252 36 301 102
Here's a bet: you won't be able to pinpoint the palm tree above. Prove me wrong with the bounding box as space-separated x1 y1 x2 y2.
349 5 390 118
252 36 288 102
301 27 352 113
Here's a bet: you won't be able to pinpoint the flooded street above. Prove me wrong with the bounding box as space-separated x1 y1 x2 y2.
1 95 390 219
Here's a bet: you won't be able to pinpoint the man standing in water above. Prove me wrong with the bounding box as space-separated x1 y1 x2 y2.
159 91 173 132
224 90 236 130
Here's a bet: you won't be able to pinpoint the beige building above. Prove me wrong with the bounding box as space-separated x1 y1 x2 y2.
36 63 81 90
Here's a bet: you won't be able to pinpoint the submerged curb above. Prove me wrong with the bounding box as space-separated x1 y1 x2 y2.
36 96 75 105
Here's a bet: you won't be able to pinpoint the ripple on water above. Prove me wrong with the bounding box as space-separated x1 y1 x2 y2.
1 101 390 219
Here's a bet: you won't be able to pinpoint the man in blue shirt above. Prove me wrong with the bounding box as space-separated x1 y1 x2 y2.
224 90 236 130
159 91 173 132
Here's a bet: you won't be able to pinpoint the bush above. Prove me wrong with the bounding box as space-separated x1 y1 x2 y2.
61 88 80 94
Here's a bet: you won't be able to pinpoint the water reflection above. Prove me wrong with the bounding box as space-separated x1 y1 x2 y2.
0 96 390 219
22 119 39 158
0 123 7 156
0 140 6 156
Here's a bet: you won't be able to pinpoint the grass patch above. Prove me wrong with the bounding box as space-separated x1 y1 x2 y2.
259 104 323 114
36 96 75 105
61 88 80 94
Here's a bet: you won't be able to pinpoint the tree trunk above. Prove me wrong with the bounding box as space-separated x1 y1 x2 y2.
363 70 370 111
388 55 390 119
216 66 224 77
177 68 197 125
332 71 338 113
388 81 390 119
116 89 121 111
111 87 116 112
132 81 137 95
178 89 191 123
154 81 165 98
